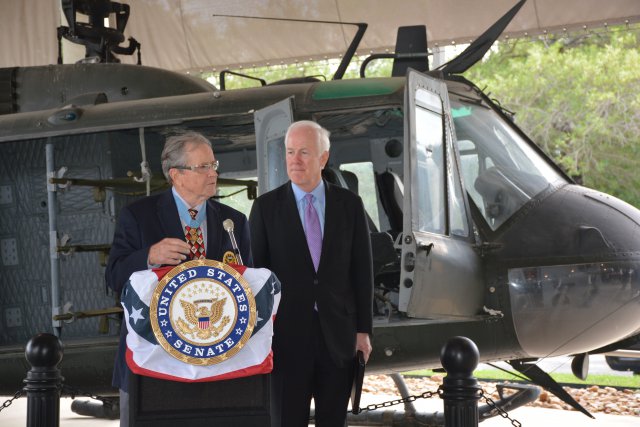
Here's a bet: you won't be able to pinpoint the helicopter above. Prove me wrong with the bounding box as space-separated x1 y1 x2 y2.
1 0 640 423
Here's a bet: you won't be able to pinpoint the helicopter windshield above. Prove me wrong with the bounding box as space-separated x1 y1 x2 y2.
452 98 567 231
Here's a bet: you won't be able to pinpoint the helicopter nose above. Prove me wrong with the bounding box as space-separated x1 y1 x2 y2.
494 184 640 357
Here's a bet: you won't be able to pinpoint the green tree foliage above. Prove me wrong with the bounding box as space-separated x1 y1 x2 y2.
464 27 640 207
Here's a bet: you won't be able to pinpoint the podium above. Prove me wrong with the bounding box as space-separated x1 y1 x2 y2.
129 373 271 426
122 261 279 426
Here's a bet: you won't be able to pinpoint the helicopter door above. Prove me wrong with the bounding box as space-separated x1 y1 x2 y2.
254 97 295 195
399 70 483 319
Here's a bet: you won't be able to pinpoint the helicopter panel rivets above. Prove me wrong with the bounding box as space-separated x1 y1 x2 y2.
403 278 413 288
489 286 496 293
404 252 415 273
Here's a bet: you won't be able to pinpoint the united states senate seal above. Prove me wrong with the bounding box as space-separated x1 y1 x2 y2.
149 259 256 365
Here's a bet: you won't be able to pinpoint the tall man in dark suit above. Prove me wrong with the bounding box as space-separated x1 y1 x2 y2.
250 121 373 426
106 131 252 426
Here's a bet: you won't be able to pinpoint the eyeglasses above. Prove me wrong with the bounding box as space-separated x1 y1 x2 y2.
174 160 219 174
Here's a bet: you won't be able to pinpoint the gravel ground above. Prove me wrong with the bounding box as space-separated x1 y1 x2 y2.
363 374 640 417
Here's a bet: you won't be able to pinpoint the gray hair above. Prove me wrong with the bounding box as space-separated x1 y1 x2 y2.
285 120 331 153
161 131 212 184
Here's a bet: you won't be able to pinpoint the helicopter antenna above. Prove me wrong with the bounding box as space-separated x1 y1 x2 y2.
212 14 367 80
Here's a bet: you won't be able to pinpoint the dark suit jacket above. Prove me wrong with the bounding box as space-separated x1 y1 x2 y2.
249 181 373 368
105 189 253 390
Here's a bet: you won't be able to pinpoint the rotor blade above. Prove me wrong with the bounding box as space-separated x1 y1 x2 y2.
439 0 527 75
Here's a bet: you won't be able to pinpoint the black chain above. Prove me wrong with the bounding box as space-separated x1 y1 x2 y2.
481 389 522 427
0 389 24 413
354 386 522 427
358 388 441 413
1 385 116 417
3 384 520 427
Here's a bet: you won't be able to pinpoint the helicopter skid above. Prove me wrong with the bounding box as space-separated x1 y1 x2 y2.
336 380 539 426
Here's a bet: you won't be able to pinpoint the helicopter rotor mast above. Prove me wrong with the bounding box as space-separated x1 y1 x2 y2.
57 0 141 64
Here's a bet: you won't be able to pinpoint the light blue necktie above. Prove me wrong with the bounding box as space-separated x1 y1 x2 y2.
304 194 322 271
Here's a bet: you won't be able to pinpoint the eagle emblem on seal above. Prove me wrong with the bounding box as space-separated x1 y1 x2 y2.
177 298 231 340
150 260 256 365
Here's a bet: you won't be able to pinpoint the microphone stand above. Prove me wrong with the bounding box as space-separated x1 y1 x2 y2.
223 219 244 265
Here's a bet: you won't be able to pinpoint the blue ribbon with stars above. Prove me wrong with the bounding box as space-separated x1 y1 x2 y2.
173 193 206 228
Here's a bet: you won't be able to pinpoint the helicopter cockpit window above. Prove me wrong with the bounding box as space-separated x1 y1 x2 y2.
215 172 256 217
452 99 566 231
448 132 469 237
339 162 381 231
414 89 445 234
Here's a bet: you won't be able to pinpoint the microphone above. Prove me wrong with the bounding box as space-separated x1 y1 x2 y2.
223 219 244 265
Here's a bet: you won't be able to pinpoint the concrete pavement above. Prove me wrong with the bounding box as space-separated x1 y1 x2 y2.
1 394 639 427
2 355 637 426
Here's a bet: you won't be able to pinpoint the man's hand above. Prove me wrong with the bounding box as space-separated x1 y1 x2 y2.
148 238 191 265
356 332 372 363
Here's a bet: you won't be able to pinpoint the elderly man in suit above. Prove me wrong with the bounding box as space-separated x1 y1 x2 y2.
250 120 373 426
106 131 252 426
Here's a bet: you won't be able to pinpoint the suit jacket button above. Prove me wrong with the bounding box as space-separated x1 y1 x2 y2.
313 279 319 285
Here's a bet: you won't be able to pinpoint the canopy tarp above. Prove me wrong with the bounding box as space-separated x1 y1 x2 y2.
2 0 640 73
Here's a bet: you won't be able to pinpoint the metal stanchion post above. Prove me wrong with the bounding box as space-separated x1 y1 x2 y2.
24 333 64 427
440 336 481 427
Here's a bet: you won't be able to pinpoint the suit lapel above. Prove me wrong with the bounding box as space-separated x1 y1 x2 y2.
319 182 341 272
281 182 316 272
156 190 221 260
156 190 185 240
205 199 222 259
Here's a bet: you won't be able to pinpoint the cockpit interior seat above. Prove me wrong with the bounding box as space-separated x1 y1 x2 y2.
324 168 402 290
341 170 359 195
322 167 378 233
322 166 400 293
474 167 509 223
376 170 404 233
370 231 398 275
322 167 349 189
474 166 532 226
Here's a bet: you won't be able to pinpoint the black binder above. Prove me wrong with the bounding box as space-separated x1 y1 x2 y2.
350 350 366 414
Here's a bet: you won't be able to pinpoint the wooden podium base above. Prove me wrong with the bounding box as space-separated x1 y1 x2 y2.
129 373 271 426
